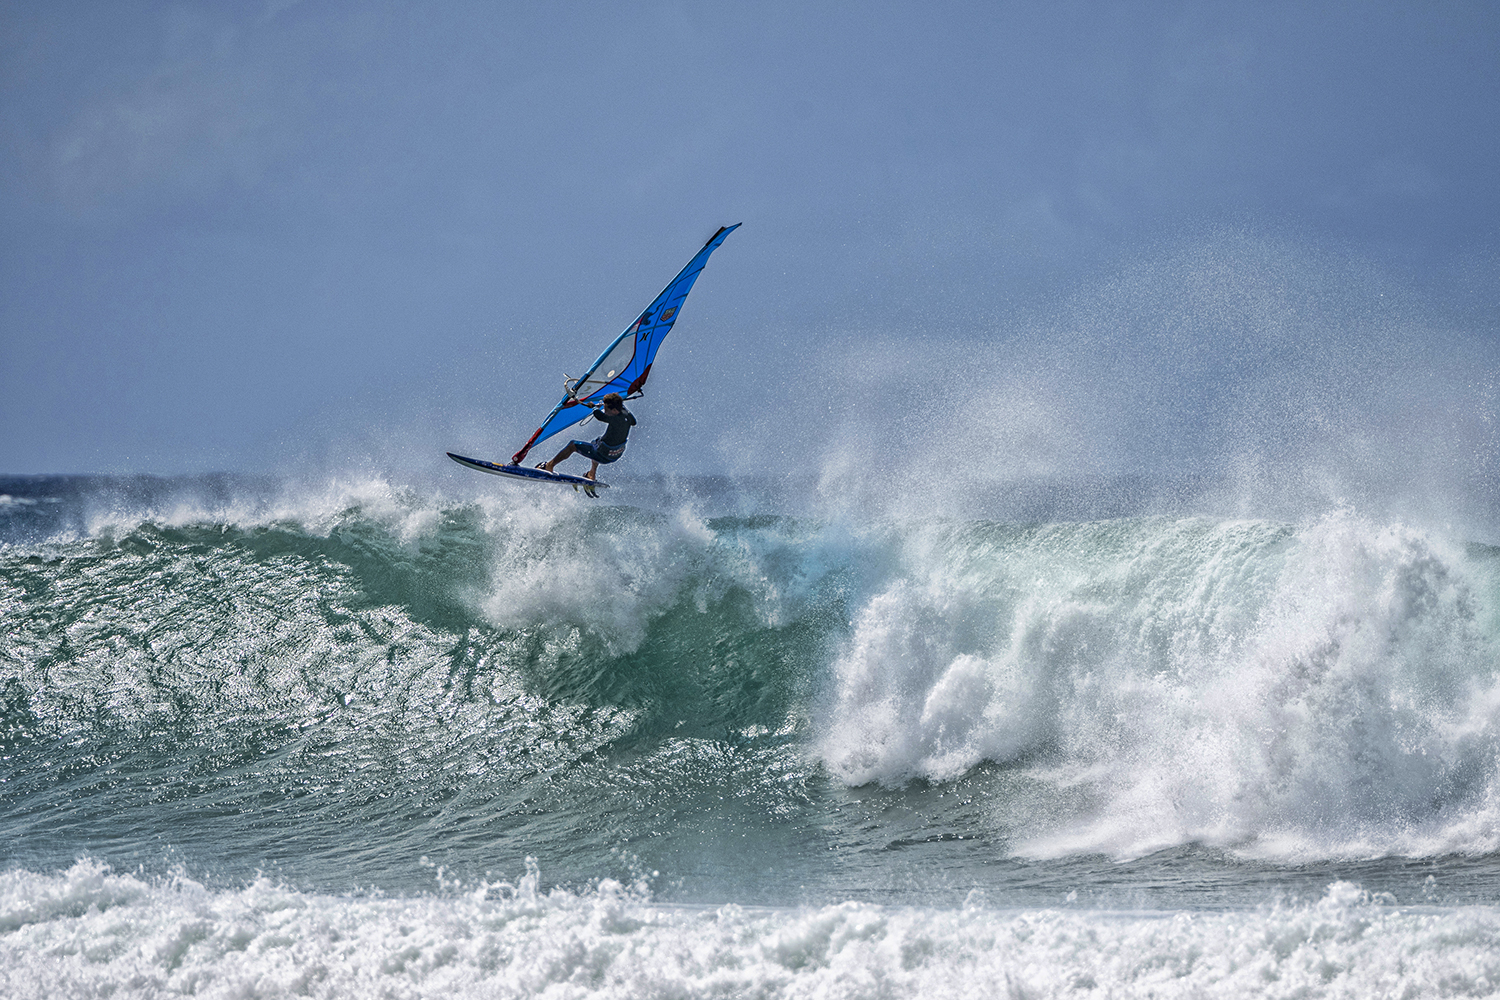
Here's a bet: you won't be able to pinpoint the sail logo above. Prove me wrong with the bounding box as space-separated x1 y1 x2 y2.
660 307 677 323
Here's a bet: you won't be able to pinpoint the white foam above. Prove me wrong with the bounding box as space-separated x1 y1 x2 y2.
476 503 720 653
816 512 1500 860
4 862 1497 999
818 576 1048 786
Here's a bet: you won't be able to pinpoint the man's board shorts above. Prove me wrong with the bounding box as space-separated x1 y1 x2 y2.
571 437 627 464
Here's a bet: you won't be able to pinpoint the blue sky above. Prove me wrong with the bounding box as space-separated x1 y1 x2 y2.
2 0 1496 478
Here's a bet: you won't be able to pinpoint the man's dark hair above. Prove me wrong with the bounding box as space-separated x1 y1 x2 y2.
601 392 624 408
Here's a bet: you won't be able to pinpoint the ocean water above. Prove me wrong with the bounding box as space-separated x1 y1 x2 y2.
3 471 1499 998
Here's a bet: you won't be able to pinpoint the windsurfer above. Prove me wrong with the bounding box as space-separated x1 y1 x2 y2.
538 392 636 480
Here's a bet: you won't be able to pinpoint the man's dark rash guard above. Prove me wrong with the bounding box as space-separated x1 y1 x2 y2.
593 406 636 447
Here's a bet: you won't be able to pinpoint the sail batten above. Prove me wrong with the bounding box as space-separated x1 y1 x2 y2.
510 224 740 465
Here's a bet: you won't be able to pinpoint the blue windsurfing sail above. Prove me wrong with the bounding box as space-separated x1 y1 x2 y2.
510 224 740 465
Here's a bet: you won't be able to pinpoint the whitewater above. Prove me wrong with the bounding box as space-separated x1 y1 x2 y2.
2 464 1499 997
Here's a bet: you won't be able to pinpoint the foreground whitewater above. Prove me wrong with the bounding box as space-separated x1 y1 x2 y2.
4 860 1498 999
2 472 1499 997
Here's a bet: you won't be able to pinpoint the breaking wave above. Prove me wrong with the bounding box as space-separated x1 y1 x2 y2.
3 476 1497 875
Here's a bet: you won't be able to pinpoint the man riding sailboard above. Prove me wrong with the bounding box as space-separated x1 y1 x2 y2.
447 224 739 496
538 391 634 481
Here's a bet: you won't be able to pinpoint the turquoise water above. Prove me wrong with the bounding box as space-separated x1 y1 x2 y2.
3 473 1500 996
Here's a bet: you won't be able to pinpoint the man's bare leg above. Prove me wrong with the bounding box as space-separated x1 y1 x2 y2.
585 460 600 481
540 443 577 473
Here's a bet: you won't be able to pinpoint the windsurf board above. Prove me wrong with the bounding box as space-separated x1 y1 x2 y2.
446 452 608 496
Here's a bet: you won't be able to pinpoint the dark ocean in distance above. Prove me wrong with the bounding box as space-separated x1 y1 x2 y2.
3 470 1500 997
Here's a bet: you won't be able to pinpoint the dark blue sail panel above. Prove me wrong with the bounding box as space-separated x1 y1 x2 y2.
511 224 740 464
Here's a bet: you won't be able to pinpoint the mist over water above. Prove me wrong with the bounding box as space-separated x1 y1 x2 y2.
771 232 1498 536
